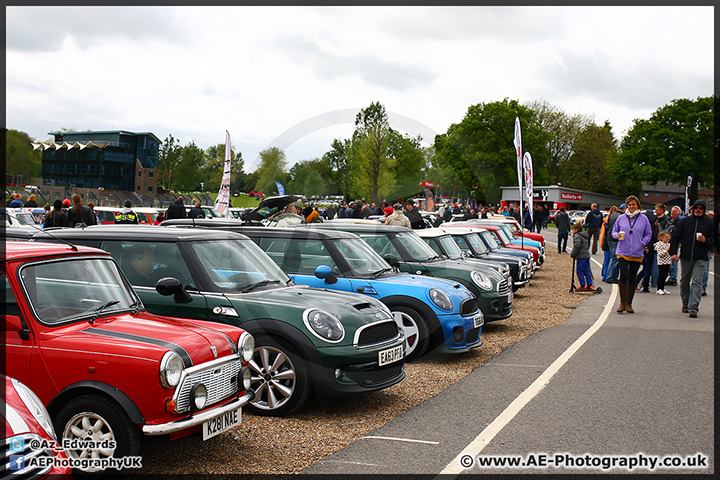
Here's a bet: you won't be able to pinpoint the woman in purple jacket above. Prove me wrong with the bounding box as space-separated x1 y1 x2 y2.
611 195 652 313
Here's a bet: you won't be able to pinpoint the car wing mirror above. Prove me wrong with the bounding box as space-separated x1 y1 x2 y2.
314 265 338 284
155 277 192 303
382 253 400 267
5 315 30 340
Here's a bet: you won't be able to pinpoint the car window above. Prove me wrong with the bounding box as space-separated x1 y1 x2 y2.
19 257 137 325
438 235 463 259
423 238 443 256
393 231 438 262
466 233 489 254
329 237 387 276
357 233 400 258
100 241 196 289
190 239 288 290
481 230 501 249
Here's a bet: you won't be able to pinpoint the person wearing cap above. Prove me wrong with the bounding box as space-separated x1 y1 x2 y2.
403 199 425 229
668 199 714 318
381 205 394 223
43 199 69 228
302 206 322 223
115 199 140 224
188 200 205 219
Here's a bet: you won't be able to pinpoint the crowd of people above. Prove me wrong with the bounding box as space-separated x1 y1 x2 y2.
565 197 715 319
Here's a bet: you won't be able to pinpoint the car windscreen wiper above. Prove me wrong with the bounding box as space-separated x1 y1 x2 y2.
239 280 281 293
372 267 394 277
88 300 120 324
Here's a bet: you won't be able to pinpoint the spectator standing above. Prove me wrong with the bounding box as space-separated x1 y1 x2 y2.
601 206 618 281
23 194 39 208
153 212 165 225
479 206 489 219
403 199 426 229
655 203 669 232
8 194 23 208
325 204 337 220
665 206 683 285
612 195 652 314
584 203 604 255
654 231 672 295
165 196 187 220
61 198 71 214
555 206 571 253
386 203 411 228
40 203 51 227
87 202 98 224
188 201 205 219
542 204 550 229
67 194 97 227
381 206 393 223
635 211 660 292
523 206 533 231
43 200 68 228
344 202 355 218
115 200 140 224
571 222 593 291
669 199 714 318
534 205 544 233
603 204 623 283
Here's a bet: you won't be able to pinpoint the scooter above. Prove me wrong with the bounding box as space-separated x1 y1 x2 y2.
570 257 603 294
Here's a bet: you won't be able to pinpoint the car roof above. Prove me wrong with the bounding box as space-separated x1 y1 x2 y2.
30 224 249 242
306 222 410 233
164 221 360 240
4 240 108 260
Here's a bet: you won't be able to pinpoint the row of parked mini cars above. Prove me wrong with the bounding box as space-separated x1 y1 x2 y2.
3 195 545 475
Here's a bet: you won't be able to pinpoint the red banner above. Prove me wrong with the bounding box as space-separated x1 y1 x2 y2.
420 181 434 188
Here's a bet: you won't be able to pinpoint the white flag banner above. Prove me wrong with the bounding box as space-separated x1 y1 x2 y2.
513 117 522 214
685 174 693 215
523 151 534 225
214 130 232 217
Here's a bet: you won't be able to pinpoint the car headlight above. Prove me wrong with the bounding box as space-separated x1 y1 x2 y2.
238 331 255 363
159 351 184 388
429 288 453 310
303 309 345 343
190 383 208 410
241 367 252 391
471 271 493 291
11 378 57 441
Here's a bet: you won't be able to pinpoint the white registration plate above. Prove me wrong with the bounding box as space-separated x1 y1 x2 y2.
379 345 404 366
508 291 513 303
202 408 241 440
473 314 484 328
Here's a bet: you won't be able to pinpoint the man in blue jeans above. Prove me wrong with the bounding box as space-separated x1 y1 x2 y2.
584 203 604 255
669 200 714 318
603 204 623 283
555 206 571 253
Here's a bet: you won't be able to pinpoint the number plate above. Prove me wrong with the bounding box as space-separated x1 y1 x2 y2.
379 345 404 366
508 291 513 303
202 408 241 440
473 314 484 328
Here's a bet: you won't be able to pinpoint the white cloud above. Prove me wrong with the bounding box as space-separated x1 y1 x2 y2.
6 5 713 171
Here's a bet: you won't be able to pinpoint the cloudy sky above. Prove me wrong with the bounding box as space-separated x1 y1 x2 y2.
6 5 714 172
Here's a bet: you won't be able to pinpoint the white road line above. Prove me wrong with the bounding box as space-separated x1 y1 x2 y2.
361 435 440 445
320 460 387 467
484 364 547 368
438 271 617 476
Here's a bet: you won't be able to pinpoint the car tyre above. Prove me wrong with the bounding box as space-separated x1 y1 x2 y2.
390 306 430 362
54 394 139 474
247 336 311 417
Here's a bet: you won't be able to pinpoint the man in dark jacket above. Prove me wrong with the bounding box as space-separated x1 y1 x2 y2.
669 199 714 318
584 203 604 255
165 196 187 220
403 199 426 229
555 206 572 253
115 200 139 224
188 201 205 219
603 204 623 283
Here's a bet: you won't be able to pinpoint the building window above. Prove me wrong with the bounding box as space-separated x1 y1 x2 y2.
149 172 154 177
137 186 141 191
655 192 661 197
148 186 153 192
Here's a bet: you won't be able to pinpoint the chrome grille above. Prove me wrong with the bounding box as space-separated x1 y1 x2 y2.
460 298 479 316
173 355 243 413
356 320 399 347
1 434 53 479
498 279 512 296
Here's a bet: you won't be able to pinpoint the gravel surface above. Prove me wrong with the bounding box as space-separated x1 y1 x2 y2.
133 248 588 475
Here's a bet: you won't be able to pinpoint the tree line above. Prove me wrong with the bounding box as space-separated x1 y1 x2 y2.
6 95 714 203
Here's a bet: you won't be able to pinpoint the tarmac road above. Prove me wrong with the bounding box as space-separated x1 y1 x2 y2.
304 247 715 475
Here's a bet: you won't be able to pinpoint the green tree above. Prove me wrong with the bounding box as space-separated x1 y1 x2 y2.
526 99 595 185
5 129 42 181
287 159 328 199
434 99 549 204
158 134 183 190
564 122 619 194
204 143 245 193
610 96 714 200
172 140 206 191
322 138 353 202
386 131 426 200
253 147 289 195
351 102 394 204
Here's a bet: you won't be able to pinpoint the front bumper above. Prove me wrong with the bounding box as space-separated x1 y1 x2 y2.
142 390 255 436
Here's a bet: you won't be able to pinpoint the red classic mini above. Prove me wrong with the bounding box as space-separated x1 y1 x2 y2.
3 241 255 473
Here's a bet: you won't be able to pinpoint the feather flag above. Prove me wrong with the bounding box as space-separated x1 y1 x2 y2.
685 174 693 215
523 152 534 226
214 131 232 217
513 117 523 216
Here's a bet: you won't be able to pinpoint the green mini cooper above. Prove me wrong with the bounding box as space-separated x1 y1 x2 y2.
32 226 405 416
